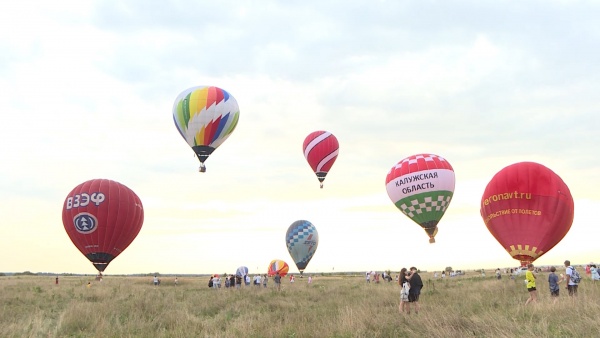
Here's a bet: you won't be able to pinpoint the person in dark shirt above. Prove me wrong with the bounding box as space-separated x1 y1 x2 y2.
274 273 282 291
405 267 423 314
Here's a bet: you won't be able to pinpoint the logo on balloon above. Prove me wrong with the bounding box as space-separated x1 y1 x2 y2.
73 213 98 234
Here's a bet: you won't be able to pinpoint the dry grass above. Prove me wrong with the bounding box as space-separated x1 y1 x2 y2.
1 272 599 337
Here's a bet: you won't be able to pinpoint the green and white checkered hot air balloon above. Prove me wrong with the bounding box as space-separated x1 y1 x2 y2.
385 154 455 243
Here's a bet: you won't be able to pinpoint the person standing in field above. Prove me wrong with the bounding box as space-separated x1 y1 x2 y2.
398 268 410 313
590 264 600 282
564 260 579 296
405 267 423 314
261 274 268 288
308 275 312 285
274 273 282 291
525 263 537 305
153 275 159 286
548 266 562 303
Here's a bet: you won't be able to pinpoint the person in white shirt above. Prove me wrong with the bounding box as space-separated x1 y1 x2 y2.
564 260 579 296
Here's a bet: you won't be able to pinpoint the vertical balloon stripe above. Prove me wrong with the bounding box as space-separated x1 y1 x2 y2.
222 88 230 102
174 100 188 134
181 94 191 127
194 125 206 147
212 114 229 144
214 87 225 107
190 87 208 120
205 86 219 110
203 116 218 145
223 111 239 136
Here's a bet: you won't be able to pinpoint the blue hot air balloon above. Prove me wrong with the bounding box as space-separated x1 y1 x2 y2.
285 220 319 276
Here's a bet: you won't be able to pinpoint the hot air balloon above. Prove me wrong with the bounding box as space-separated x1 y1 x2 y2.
303 131 339 188
480 162 574 266
385 154 455 243
268 259 289 277
62 179 144 272
236 266 249 277
172 86 240 172
286 220 319 276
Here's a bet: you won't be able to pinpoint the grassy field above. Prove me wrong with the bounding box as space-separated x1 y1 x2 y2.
1 271 599 337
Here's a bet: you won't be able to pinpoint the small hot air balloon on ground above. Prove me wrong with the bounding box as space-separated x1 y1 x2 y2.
236 266 249 277
268 259 289 277
286 220 319 276
62 179 144 272
480 162 574 266
385 154 455 243
303 131 339 188
172 86 240 172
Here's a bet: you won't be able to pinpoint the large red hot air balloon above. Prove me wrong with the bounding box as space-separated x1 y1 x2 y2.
480 162 574 266
303 131 339 188
62 179 144 272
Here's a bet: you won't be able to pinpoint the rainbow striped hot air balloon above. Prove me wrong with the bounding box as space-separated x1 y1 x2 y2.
172 86 240 172
303 131 339 188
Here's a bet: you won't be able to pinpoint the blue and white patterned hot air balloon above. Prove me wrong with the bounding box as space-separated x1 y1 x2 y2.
285 220 319 276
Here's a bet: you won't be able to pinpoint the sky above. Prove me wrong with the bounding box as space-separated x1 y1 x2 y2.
1 0 599 275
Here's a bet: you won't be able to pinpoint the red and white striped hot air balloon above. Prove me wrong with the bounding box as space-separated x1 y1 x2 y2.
303 131 339 188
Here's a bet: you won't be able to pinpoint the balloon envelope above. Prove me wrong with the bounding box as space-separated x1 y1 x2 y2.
172 86 240 172
268 259 289 277
286 220 319 274
236 266 249 277
480 162 574 266
303 131 339 188
62 179 144 272
385 154 455 243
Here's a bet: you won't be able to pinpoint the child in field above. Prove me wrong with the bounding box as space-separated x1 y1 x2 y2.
525 263 537 305
548 266 562 302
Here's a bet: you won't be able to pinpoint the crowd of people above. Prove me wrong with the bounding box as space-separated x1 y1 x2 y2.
204 273 312 291
390 259 595 313
143 259 595 311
